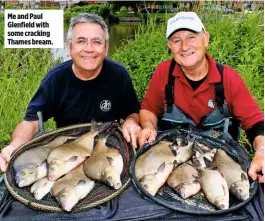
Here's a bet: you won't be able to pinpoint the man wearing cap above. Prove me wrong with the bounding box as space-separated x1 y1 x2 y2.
139 12 264 183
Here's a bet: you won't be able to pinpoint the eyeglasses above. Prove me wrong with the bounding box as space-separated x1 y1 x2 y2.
73 38 106 48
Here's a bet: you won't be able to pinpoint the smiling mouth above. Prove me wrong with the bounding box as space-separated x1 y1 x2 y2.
182 52 194 57
82 57 96 60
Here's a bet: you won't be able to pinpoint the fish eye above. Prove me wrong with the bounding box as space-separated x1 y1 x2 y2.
29 171 33 174
107 176 112 181
49 168 54 172
143 184 148 189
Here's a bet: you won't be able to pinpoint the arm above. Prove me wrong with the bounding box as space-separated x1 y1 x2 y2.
121 113 141 149
0 120 39 172
223 67 264 183
248 135 264 183
138 109 158 147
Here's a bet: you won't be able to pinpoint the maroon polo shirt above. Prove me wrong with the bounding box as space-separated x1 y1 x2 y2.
141 53 263 130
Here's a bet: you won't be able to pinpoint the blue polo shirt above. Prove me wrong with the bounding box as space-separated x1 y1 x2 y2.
25 58 140 128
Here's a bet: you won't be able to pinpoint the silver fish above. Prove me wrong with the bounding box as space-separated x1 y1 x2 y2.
51 164 95 212
83 132 123 189
167 162 201 199
13 136 72 187
213 148 250 201
198 168 229 210
47 122 110 181
30 177 55 200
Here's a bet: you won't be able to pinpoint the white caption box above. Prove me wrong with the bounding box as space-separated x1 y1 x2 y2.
5 10 63 48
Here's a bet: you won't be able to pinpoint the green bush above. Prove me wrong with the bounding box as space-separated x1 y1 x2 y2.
120 6 127 13
64 4 115 25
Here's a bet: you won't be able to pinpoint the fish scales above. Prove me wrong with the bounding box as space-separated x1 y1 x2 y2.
136 141 174 180
47 129 99 181
167 162 201 199
198 168 229 210
13 136 72 187
51 164 95 212
213 149 250 201
83 133 123 190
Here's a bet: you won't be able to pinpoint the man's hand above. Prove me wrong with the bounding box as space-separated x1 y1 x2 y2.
248 149 264 183
138 128 157 147
0 144 17 172
122 117 141 148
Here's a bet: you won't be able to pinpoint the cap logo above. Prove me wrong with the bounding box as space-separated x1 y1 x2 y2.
170 16 195 25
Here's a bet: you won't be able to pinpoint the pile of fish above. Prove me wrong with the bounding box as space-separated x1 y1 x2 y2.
12 122 124 212
135 134 250 210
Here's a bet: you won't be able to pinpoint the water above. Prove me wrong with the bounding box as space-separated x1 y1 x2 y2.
52 23 140 62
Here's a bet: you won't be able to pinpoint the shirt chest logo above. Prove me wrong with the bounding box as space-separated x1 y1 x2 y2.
100 100 111 112
208 99 215 109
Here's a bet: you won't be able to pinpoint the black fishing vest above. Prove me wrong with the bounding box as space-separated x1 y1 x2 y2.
160 59 240 140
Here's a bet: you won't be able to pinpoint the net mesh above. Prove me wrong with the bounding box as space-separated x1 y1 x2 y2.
130 128 258 215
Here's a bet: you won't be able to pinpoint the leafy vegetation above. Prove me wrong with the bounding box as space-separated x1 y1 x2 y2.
0 17 58 147
64 4 118 25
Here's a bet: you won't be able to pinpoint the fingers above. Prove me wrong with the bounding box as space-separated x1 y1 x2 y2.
148 130 157 144
0 144 17 172
121 126 131 144
121 124 140 149
0 154 7 172
138 129 157 147
130 131 137 149
139 130 149 147
248 165 258 181
258 174 264 183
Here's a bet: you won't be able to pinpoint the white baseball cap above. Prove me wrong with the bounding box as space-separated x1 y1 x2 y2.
166 12 206 39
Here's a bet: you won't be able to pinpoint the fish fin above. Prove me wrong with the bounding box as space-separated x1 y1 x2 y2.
187 133 195 144
193 141 204 154
39 160 47 169
106 156 114 165
192 174 199 180
77 179 86 186
67 156 78 162
204 157 213 168
193 179 200 185
212 166 218 171
99 122 112 133
186 161 196 168
241 173 248 181
157 162 166 174
192 159 202 168
90 119 98 131
138 176 145 183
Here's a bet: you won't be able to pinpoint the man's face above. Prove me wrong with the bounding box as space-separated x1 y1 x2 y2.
67 22 109 75
167 30 209 69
